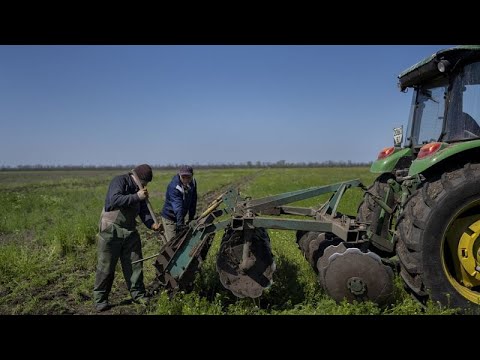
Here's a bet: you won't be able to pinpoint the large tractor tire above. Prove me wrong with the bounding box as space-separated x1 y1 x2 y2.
396 163 480 312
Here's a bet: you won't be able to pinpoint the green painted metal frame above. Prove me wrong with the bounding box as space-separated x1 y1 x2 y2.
158 179 366 284
242 179 362 213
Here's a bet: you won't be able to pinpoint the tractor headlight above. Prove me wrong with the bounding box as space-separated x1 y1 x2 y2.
438 60 451 73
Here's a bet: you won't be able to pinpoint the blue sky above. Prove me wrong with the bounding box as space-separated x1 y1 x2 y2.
0 45 453 167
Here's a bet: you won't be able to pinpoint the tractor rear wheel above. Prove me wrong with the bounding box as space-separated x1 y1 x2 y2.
396 163 480 313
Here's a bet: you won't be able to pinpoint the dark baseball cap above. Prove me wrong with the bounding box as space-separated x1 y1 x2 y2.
179 165 193 176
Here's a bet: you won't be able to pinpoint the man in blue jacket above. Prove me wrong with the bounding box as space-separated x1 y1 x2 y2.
93 164 161 312
161 165 197 242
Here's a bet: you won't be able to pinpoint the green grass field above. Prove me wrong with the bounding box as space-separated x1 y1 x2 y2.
0 168 456 315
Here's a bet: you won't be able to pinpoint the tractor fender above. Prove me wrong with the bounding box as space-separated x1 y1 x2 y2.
409 139 480 176
370 148 413 174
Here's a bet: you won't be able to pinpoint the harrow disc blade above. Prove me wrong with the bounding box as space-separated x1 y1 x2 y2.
317 243 348 283
318 246 394 306
297 231 319 255
306 233 342 269
216 228 276 298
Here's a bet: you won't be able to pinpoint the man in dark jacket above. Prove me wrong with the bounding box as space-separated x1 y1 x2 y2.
161 165 197 242
93 164 161 312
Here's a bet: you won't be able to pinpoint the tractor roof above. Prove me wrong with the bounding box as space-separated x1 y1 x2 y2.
398 45 480 91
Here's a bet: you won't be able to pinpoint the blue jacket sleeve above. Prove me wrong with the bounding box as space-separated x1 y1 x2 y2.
106 176 139 210
170 185 185 225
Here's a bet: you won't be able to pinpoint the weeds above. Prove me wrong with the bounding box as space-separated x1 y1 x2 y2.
0 168 459 315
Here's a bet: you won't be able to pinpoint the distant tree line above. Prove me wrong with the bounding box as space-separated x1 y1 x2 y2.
0 160 372 171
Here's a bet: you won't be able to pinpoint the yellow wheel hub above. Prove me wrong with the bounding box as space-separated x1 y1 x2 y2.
444 217 480 303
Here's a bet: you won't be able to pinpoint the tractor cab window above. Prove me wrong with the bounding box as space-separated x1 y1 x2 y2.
408 84 447 147
445 62 480 141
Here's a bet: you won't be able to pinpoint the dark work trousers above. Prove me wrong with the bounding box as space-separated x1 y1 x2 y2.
93 207 145 305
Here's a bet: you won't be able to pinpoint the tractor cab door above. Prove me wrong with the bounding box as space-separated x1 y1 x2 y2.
445 61 480 142
405 80 448 149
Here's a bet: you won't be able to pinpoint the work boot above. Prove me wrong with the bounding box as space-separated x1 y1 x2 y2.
95 302 111 312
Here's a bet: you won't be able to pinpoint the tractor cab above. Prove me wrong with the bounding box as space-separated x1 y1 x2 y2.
371 46 480 175
400 46 480 151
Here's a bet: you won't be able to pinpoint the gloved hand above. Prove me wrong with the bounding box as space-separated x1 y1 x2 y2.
137 188 149 201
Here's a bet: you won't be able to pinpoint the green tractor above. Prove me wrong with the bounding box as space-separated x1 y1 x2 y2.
361 45 480 311
144 45 480 313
